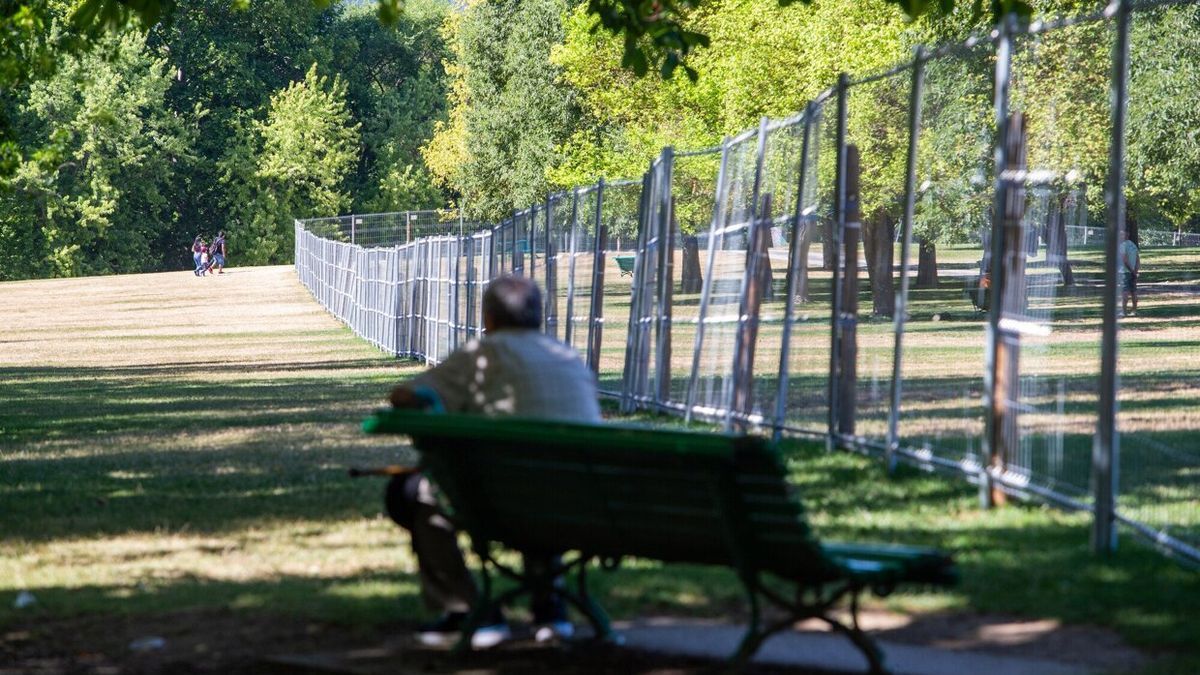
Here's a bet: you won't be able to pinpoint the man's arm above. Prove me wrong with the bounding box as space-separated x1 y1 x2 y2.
389 385 423 409
387 341 482 412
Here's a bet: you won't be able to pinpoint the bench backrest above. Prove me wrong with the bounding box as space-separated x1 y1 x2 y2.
364 411 836 580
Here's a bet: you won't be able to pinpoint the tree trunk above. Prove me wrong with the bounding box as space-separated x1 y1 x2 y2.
862 211 896 317
680 234 703 294
863 214 877 292
756 219 775 302
916 238 938 289
1046 195 1074 287
822 221 836 270
794 219 815 303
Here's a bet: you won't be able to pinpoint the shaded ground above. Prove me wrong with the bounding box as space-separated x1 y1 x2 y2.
0 607 1148 674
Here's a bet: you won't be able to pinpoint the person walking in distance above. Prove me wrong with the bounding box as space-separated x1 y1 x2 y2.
1119 228 1140 316
386 275 599 648
191 236 204 276
210 230 227 275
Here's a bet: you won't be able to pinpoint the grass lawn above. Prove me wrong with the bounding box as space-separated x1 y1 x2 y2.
2 264 1198 672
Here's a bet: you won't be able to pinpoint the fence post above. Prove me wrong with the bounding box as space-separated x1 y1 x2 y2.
888 46 928 470
528 203 538 278
488 224 497 279
685 138 733 424
621 168 654 414
1093 0 1131 556
587 178 607 375
838 145 861 438
407 242 419 357
565 191 582 345
827 73 850 451
773 106 818 442
982 13 1018 509
654 150 676 409
465 235 476 340
545 198 558 337
451 235 462 350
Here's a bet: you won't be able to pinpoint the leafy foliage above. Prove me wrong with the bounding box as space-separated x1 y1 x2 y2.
423 0 576 221
219 65 361 265
0 27 196 279
0 0 449 279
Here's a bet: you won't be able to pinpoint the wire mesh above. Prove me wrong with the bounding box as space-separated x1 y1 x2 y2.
777 102 836 437
661 149 720 413
895 42 995 474
546 192 575 341
1115 0 1200 558
596 180 641 396
688 133 759 425
992 16 1113 504
624 158 671 411
565 187 600 356
841 70 911 449
736 119 805 430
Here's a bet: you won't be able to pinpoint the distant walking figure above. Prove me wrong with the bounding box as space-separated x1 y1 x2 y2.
1119 228 1140 316
210 230 227 275
191 236 204 276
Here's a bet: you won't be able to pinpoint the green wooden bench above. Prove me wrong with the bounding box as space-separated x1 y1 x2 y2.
614 254 636 277
363 410 957 673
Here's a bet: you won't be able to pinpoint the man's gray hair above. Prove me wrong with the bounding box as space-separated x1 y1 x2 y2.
482 275 542 330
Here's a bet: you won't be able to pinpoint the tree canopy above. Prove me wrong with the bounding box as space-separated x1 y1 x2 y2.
0 0 450 279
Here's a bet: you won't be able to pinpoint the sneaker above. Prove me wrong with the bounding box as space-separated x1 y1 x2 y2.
533 619 575 643
415 611 511 649
416 612 466 648
469 622 512 649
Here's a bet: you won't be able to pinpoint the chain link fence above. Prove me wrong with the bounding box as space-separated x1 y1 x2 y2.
296 0 1199 567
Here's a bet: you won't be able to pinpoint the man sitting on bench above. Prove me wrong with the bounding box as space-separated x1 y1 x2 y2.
387 275 601 648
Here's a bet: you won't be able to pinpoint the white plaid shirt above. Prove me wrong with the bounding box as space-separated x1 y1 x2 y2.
412 329 601 422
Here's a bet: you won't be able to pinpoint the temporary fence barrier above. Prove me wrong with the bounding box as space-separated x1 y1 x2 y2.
296 0 1199 567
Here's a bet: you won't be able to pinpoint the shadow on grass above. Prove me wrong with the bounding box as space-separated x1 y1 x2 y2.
0 360 414 542
3 363 1198 661
3 570 425 629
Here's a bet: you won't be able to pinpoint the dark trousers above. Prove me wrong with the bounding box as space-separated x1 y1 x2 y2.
385 473 565 621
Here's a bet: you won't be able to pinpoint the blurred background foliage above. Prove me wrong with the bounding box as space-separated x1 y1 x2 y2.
1 0 1197 278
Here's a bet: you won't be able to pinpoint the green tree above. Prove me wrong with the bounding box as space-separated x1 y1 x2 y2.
146 0 336 241
324 0 451 213
424 0 577 221
0 27 196 279
220 64 360 264
1126 3 1200 231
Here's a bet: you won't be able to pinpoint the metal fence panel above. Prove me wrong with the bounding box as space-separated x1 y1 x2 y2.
1114 1 1200 560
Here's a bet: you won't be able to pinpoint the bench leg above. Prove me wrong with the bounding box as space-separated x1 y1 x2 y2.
731 578 764 667
820 598 888 675
560 561 613 642
454 560 496 656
